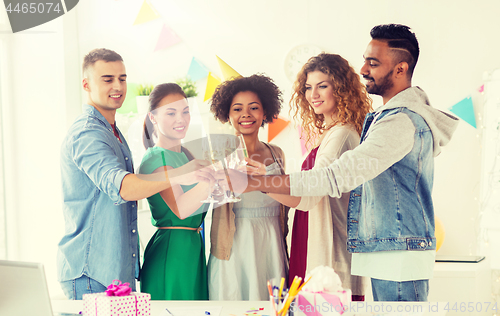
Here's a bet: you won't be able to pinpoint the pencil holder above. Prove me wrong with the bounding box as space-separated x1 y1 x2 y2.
269 294 296 316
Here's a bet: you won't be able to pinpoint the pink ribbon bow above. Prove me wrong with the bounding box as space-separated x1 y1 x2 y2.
105 279 132 296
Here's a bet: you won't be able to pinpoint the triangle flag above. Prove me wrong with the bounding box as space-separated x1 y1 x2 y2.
204 72 222 102
268 116 290 142
216 55 242 81
187 57 210 82
298 126 308 156
449 96 476 128
133 0 160 25
300 137 308 156
154 24 182 51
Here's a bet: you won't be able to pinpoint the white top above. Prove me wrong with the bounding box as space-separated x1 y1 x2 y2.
294 125 367 295
350 250 436 282
208 162 287 300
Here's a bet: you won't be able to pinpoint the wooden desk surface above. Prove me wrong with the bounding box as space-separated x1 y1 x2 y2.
51 299 448 316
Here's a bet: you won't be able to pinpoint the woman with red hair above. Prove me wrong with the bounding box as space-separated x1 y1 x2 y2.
265 53 372 300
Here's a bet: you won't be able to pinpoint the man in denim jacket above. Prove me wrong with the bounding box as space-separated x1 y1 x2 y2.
224 25 459 301
58 49 213 300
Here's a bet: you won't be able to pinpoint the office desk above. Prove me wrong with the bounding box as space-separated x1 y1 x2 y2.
429 259 491 316
51 299 448 315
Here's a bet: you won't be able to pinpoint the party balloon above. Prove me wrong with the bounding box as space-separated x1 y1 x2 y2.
435 216 445 252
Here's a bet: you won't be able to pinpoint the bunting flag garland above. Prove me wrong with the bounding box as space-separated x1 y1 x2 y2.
216 55 242 81
154 24 182 51
187 57 210 82
297 126 308 156
204 72 222 102
267 116 290 142
133 0 160 25
449 96 476 128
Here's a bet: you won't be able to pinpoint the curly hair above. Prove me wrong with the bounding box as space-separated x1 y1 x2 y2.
210 74 283 126
290 53 373 149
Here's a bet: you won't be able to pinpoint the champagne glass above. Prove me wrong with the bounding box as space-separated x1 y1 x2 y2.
222 135 242 202
200 136 225 203
236 134 249 165
210 135 226 201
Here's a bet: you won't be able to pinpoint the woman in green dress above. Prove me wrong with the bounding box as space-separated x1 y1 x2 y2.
139 83 213 300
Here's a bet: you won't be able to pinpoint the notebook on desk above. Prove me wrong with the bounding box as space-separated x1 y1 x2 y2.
0 260 79 316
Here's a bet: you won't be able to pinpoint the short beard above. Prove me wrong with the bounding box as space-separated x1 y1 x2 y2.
366 70 394 96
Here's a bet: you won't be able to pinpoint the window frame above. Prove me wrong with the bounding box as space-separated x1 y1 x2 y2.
0 10 11 258
0 39 6 259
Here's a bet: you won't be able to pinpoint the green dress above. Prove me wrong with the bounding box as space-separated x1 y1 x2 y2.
138 147 208 300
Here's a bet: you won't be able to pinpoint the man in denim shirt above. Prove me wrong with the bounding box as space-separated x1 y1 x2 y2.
58 49 213 300
221 25 459 301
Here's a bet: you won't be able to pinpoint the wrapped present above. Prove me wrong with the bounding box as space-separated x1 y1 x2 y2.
83 280 151 316
293 266 351 316
295 289 351 316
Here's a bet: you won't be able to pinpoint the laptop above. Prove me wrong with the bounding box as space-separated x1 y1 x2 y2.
0 260 79 316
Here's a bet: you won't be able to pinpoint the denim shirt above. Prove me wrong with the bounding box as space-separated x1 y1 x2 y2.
57 104 139 289
347 108 436 253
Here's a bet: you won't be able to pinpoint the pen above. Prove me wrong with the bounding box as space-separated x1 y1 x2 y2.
268 281 278 316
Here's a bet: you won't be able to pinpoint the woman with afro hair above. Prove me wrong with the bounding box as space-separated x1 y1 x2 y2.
208 74 289 300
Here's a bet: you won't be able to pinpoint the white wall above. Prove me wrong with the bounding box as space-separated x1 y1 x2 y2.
1 18 69 295
3 0 499 297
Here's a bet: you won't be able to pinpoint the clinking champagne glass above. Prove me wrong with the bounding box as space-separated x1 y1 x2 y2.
210 136 225 201
200 136 225 203
236 134 249 165
223 135 242 202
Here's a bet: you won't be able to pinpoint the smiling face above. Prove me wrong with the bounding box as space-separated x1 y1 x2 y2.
228 91 265 136
360 39 397 101
305 70 337 124
150 93 190 146
83 60 127 119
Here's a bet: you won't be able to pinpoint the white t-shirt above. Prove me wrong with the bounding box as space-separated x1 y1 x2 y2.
351 250 436 282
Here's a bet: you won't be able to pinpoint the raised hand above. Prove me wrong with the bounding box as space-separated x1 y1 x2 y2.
238 157 266 176
216 168 250 194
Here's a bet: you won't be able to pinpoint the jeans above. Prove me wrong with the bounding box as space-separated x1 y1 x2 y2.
371 278 429 301
60 275 107 300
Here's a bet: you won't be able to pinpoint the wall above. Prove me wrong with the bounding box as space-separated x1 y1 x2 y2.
73 0 495 257
2 0 499 297
1 18 70 295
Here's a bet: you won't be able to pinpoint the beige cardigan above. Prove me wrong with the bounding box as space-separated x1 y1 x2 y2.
295 125 368 296
210 143 289 261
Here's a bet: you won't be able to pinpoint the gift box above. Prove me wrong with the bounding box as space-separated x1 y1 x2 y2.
83 292 151 316
82 280 151 316
294 289 351 316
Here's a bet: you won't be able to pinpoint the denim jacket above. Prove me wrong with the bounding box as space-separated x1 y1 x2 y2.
57 104 139 289
347 108 436 252
290 87 459 254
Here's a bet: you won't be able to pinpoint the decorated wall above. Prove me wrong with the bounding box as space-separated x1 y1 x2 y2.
2 0 499 298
